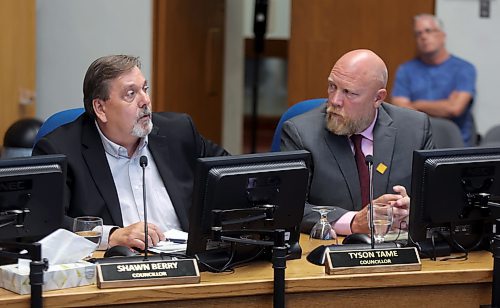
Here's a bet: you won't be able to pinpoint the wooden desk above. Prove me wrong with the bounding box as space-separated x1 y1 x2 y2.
0 236 493 307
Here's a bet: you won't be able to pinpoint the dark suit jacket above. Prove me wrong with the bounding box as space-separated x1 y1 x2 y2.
281 102 435 233
32 112 228 231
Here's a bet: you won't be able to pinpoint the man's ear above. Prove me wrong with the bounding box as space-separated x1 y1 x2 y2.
374 89 387 108
92 99 107 123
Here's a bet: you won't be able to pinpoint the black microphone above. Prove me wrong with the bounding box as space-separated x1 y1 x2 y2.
253 0 268 54
140 155 148 168
365 155 375 249
140 155 149 261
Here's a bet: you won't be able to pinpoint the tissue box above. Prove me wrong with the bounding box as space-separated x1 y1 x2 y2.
0 261 96 294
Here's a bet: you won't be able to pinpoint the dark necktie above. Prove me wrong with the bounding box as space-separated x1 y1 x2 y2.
351 134 369 207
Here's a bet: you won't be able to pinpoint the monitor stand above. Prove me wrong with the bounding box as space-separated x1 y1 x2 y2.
0 241 47 308
416 240 452 259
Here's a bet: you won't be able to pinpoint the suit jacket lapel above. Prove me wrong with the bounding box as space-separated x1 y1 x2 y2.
81 118 123 226
373 105 397 198
323 129 362 210
148 127 190 231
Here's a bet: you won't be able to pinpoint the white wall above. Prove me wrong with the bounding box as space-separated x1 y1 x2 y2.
436 0 500 135
36 0 152 121
243 0 290 39
223 1 244 154
225 0 291 153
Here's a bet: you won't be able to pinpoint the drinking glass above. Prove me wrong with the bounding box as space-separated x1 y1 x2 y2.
73 216 103 253
386 207 409 242
368 203 393 243
309 206 338 244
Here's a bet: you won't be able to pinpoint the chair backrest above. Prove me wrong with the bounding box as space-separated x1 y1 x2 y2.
470 114 480 146
481 124 500 147
1 118 43 159
429 117 464 149
271 98 325 151
33 108 85 146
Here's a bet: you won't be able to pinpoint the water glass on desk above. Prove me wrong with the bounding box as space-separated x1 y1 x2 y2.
368 203 393 243
386 206 409 242
309 206 338 245
73 216 103 253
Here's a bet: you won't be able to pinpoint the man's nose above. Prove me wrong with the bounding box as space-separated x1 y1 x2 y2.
329 91 343 107
137 90 151 108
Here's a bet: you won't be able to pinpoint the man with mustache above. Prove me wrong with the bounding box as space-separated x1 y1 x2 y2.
281 49 434 235
33 55 228 249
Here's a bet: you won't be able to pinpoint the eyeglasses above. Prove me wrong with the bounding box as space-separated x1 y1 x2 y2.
414 28 440 38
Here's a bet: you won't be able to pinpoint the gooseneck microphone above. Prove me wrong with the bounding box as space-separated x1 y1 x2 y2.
365 155 375 249
139 155 149 261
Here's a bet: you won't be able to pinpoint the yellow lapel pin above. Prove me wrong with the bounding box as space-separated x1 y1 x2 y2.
376 163 387 174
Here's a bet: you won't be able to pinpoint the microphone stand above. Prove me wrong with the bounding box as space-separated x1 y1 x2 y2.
213 229 287 308
272 229 286 308
211 210 287 308
492 219 500 308
140 156 149 261
365 155 375 249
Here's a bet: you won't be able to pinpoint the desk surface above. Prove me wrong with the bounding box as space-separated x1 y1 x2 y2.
1 236 494 307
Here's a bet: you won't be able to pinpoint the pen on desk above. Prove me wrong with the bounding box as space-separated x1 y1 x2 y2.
167 238 187 244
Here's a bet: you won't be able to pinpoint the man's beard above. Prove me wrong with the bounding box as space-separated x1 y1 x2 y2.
131 107 153 138
325 106 374 136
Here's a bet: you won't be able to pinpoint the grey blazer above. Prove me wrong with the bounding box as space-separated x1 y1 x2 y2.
281 102 435 233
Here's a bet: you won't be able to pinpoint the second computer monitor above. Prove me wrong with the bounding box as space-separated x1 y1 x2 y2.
187 150 310 269
409 147 500 257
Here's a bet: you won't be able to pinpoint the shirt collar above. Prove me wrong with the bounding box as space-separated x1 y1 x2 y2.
355 109 378 142
95 121 148 159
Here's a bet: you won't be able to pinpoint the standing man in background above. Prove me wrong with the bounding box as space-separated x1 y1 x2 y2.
392 14 477 146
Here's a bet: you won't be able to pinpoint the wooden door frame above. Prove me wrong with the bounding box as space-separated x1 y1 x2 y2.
152 0 225 144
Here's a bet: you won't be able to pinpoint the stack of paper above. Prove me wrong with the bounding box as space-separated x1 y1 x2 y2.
149 229 188 254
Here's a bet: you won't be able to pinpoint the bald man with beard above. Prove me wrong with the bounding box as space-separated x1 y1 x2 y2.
281 49 435 235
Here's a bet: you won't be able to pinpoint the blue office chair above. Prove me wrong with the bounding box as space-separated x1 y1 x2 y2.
33 108 85 146
270 98 325 151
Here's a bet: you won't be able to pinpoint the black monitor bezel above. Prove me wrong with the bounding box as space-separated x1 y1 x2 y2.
186 150 311 264
409 146 500 253
0 154 67 241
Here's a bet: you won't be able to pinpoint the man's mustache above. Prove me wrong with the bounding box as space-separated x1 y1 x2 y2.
138 107 152 118
326 106 343 117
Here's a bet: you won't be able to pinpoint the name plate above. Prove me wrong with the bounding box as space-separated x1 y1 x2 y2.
325 247 421 275
96 259 200 288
